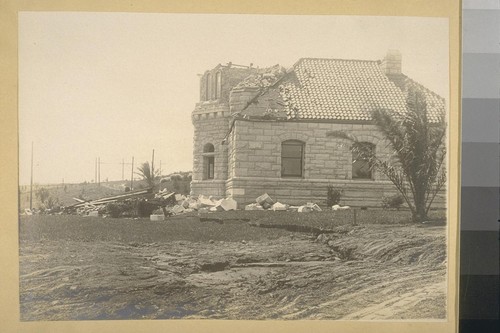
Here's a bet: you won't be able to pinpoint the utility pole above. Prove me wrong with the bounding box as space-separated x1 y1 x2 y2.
94 157 97 184
159 160 162 177
130 156 134 190
29 141 33 211
98 157 101 186
151 149 155 176
122 158 124 181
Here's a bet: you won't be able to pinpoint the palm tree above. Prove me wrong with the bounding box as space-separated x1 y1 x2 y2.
135 161 160 189
328 87 446 223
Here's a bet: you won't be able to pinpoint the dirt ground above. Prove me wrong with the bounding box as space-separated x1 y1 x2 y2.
19 212 447 321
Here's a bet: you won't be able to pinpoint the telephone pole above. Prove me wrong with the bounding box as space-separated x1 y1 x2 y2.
94 158 97 183
130 156 134 190
98 157 101 186
151 149 155 175
122 158 124 180
29 141 33 211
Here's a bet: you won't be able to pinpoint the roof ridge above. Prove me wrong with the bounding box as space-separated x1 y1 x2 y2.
402 75 445 102
297 57 380 63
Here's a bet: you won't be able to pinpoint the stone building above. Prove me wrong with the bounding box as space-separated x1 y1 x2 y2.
191 51 446 207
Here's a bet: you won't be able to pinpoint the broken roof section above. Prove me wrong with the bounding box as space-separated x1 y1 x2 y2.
233 55 445 122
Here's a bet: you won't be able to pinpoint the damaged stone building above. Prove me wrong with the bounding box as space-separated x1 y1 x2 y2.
191 50 446 207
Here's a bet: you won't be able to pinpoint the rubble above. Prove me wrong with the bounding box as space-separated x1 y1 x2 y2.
215 198 238 211
271 202 289 211
332 204 351 211
150 214 165 221
297 206 313 213
245 203 265 211
61 188 329 218
256 193 275 209
170 205 186 215
198 195 217 207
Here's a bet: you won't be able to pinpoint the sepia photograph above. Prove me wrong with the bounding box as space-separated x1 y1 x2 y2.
1 1 461 332
16 11 452 322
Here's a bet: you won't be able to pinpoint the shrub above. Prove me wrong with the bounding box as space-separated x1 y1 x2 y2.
106 202 130 218
326 185 343 206
135 200 157 217
382 195 405 210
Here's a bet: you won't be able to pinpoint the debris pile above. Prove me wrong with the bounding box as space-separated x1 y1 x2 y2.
56 190 334 219
245 193 323 213
234 64 287 89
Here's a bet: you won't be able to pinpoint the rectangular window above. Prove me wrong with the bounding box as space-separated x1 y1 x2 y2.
207 156 214 179
281 141 304 177
352 143 374 179
215 72 222 99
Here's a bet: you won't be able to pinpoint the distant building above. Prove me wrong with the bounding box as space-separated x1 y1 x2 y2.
191 50 446 207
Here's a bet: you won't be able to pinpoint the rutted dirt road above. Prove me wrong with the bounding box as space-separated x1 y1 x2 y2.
19 214 447 321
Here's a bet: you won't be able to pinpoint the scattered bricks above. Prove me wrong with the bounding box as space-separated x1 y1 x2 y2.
256 193 275 209
271 202 289 211
198 207 209 214
245 203 264 211
88 211 99 217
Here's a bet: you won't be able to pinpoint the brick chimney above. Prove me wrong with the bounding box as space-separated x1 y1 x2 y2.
381 49 402 75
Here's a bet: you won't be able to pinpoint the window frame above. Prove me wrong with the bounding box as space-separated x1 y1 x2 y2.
205 73 211 101
202 143 215 180
281 140 305 178
351 142 375 180
215 71 222 99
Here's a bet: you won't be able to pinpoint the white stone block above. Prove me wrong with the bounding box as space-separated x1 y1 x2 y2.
332 204 351 211
216 197 238 211
245 203 264 210
150 214 165 221
271 202 289 211
256 193 275 206
171 205 185 214
298 206 312 213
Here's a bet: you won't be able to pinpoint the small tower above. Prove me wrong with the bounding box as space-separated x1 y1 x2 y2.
191 63 257 197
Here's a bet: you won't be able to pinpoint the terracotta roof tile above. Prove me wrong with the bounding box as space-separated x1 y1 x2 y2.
238 57 445 123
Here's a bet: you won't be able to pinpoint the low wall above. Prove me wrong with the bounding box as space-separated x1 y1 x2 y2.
225 177 446 209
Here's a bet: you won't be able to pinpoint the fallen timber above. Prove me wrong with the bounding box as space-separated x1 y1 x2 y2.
68 188 153 209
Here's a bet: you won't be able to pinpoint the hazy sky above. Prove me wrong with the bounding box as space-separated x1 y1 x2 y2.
18 12 449 185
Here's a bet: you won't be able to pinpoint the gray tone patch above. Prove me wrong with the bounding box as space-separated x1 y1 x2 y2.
461 142 500 187
460 186 500 231
462 53 500 99
462 98 500 143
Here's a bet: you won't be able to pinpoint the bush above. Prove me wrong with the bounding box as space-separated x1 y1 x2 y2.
135 200 157 217
326 185 343 206
106 202 130 218
382 195 405 210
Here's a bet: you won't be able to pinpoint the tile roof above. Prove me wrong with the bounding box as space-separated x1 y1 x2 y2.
237 57 445 123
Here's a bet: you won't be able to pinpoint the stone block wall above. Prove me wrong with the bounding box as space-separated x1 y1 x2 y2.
224 119 446 209
191 106 231 197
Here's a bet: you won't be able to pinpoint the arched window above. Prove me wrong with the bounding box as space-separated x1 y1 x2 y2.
215 71 222 99
205 73 211 101
203 143 215 180
281 140 304 177
352 142 375 179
